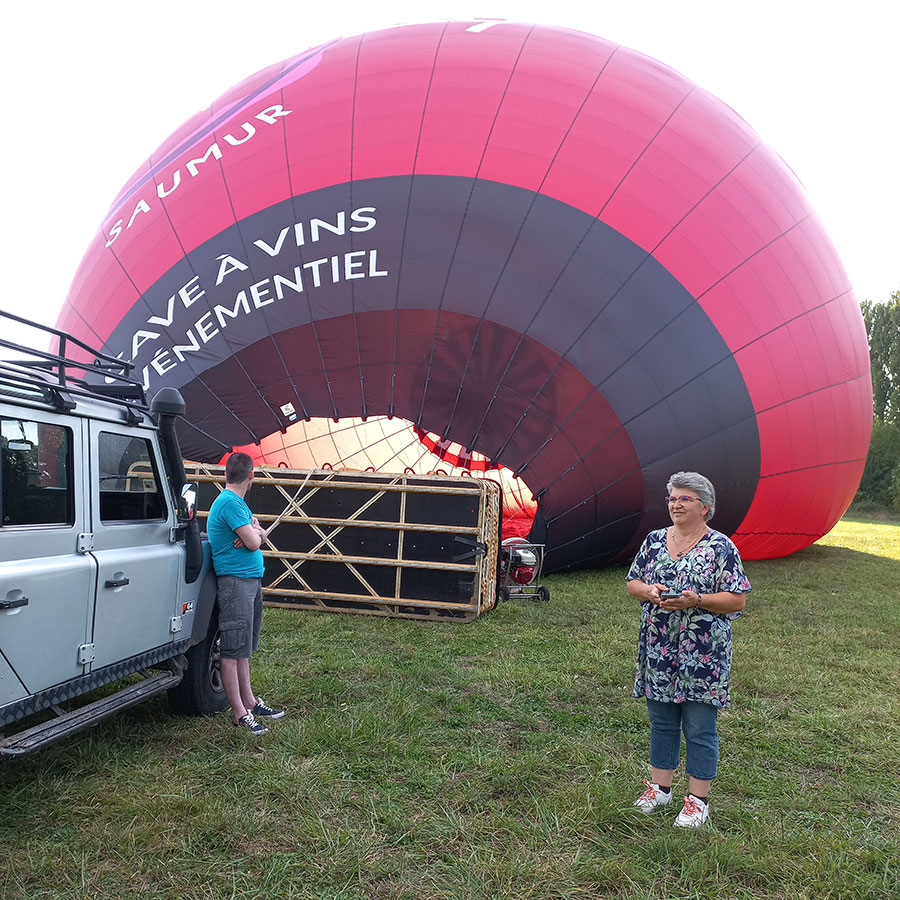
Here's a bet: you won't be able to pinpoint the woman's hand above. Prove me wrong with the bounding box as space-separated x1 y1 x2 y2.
658 589 701 611
627 580 669 605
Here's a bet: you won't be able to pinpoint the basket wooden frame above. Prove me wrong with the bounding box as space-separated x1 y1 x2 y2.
188 464 501 622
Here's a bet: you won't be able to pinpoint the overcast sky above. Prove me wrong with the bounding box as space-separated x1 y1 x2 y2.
1 0 897 352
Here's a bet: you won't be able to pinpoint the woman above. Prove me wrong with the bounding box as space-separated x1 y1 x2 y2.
626 471 750 828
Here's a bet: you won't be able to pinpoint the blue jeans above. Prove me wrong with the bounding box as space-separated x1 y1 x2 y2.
646 699 719 781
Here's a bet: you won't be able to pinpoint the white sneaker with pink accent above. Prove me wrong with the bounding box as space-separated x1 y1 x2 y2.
674 794 710 828
633 780 673 814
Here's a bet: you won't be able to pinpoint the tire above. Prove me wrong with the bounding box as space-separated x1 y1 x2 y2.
537 585 550 603
168 613 228 716
498 586 511 603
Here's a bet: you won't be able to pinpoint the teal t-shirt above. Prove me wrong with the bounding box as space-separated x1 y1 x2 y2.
206 489 265 579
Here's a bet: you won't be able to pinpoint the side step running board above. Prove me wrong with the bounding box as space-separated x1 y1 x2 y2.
0 669 182 758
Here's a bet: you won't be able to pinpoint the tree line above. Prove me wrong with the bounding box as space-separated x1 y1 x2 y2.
857 291 900 511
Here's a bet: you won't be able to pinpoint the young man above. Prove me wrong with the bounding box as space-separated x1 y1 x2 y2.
206 452 284 734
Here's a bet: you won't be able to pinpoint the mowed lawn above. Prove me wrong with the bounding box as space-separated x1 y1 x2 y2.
1 517 898 900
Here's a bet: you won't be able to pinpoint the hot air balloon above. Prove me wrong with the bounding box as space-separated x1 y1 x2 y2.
58 20 872 571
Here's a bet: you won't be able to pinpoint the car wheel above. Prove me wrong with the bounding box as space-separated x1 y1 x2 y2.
168 614 229 716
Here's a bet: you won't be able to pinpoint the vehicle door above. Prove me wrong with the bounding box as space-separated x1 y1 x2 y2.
0 408 94 695
87 422 181 669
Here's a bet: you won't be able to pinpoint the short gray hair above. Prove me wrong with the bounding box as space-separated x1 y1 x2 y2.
667 471 716 521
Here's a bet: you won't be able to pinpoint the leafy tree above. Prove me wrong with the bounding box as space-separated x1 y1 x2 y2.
860 292 900 426
855 419 900 507
892 460 900 512
857 293 900 510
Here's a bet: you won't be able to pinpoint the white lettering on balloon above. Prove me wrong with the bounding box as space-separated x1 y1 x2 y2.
107 206 390 391
103 105 294 248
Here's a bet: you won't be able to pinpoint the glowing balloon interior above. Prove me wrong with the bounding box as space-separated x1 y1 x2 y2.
60 21 872 571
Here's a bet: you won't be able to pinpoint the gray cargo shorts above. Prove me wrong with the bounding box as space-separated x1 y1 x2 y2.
216 575 263 659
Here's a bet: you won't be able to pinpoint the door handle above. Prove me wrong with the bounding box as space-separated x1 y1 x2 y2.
0 596 29 609
104 577 130 588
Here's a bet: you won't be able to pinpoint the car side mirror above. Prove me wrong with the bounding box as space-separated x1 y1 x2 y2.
180 482 198 520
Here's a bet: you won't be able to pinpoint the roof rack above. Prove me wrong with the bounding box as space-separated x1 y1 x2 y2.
0 308 149 420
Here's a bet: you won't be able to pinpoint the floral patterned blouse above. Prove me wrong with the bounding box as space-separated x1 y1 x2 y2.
627 527 751 708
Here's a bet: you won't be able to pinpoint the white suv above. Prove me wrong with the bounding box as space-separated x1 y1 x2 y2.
0 310 227 757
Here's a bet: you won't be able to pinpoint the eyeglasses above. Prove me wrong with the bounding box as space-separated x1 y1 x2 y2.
665 495 703 504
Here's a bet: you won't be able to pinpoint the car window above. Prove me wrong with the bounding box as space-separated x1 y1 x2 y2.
1 418 73 526
98 432 167 522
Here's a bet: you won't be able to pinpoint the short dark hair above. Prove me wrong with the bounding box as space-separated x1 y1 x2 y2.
225 451 254 484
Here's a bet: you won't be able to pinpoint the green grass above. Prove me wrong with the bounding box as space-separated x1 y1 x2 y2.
2 517 898 899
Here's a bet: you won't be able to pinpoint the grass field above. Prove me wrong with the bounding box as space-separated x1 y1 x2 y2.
1 517 898 900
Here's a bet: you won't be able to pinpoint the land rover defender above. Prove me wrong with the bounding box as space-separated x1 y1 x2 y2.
0 309 228 757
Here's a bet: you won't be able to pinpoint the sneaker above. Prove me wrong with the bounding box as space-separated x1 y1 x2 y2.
252 699 285 719
234 712 268 735
674 794 710 828
633 780 673 814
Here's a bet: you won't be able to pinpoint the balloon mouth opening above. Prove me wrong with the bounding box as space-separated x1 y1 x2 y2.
413 426 502 472
223 415 537 539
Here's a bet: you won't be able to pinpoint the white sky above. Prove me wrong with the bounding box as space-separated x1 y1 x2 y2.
1 0 897 353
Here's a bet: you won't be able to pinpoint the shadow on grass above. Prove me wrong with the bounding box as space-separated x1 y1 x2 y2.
786 541 900 568
745 520 900 590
